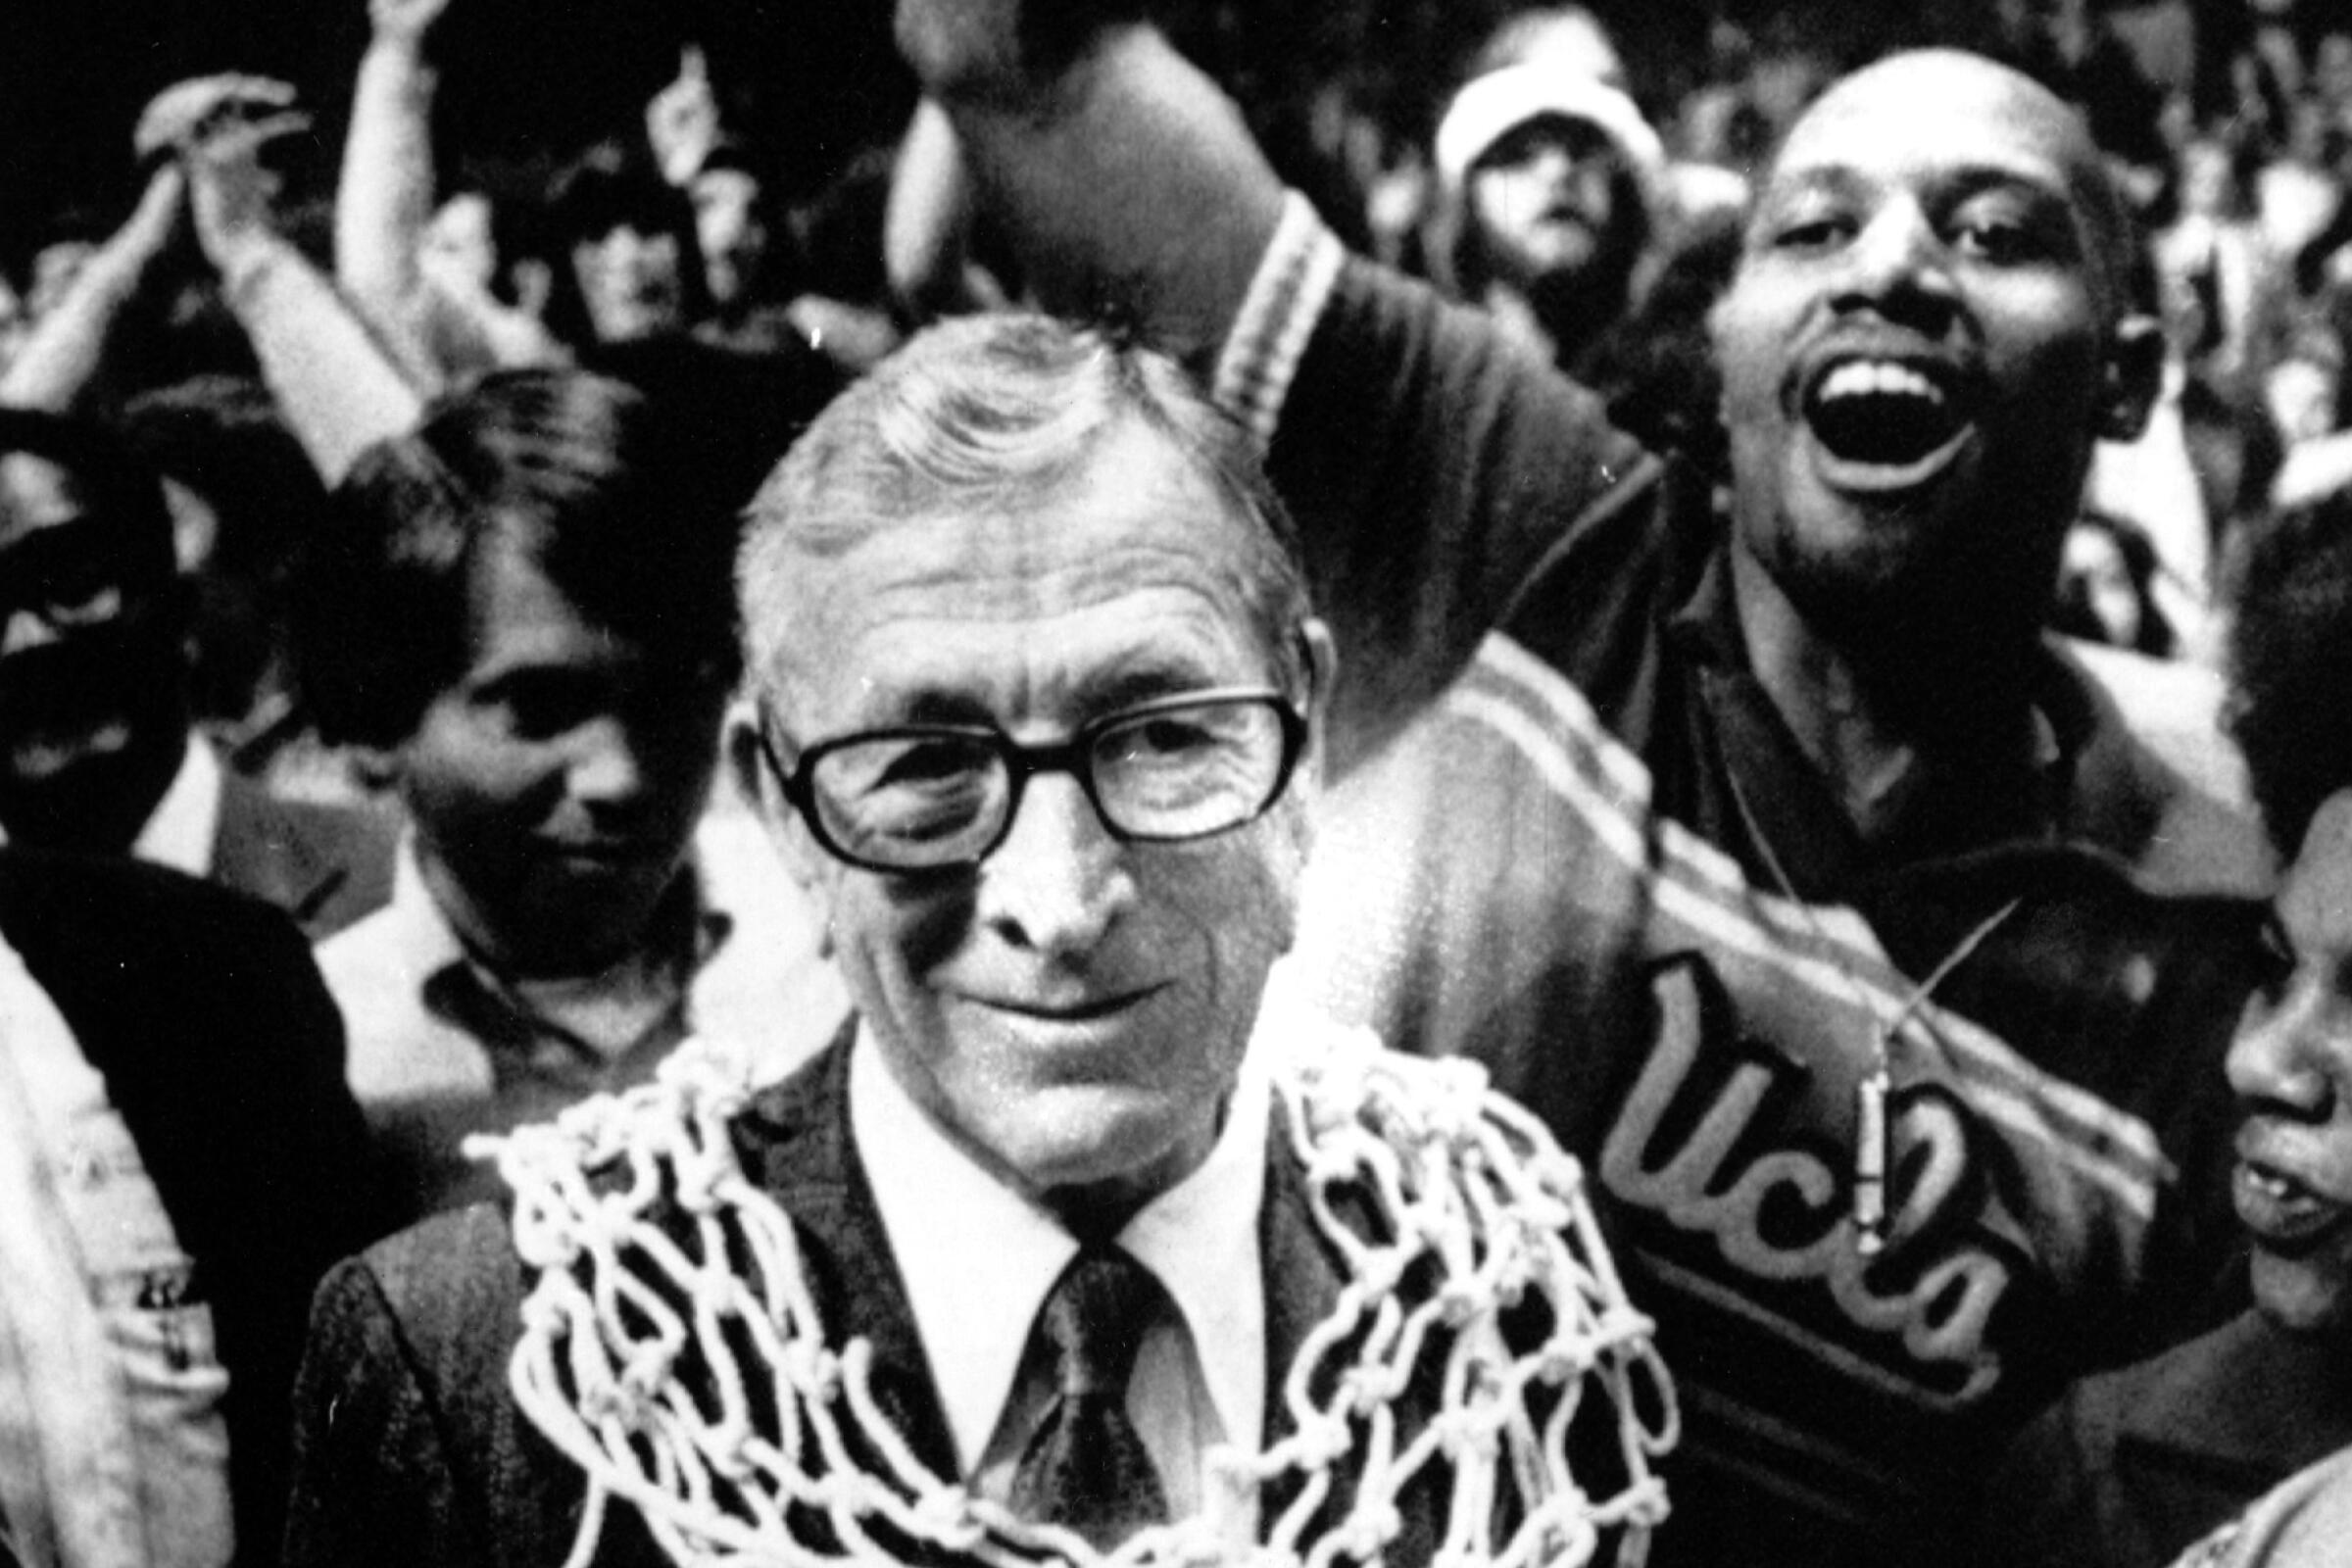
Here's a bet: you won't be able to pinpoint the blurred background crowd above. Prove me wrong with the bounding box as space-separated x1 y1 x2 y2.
5 0 2352 771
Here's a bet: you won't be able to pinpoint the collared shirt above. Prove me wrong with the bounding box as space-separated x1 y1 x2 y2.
323 808 850 1224
129 734 222 880
849 1018 1268 1547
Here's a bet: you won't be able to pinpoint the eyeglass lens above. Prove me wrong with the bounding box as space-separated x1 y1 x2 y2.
808 697 1290 869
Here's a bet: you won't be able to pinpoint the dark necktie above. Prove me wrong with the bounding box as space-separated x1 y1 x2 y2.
1007 1246 1172 1548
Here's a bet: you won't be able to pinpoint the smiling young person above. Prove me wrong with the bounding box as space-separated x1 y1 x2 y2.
898 10 2276 1566
298 368 845 1224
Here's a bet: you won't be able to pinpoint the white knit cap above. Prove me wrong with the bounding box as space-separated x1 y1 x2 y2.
1434 64 1667 218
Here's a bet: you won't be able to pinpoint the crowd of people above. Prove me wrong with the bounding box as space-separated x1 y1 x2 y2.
7 1 2352 1566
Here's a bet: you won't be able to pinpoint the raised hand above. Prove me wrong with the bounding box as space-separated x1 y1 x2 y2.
183 107 311 279
646 43 721 185
133 74 300 166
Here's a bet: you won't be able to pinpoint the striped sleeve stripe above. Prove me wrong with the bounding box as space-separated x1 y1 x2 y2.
1211 190 1347 448
1456 635 2174 1214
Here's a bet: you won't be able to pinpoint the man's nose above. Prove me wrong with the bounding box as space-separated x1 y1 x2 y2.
2228 983 2344 1120
1834 200 1958 316
978 773 1134 956
566 715 652 808
1525 142 1579 181
615 227 663 267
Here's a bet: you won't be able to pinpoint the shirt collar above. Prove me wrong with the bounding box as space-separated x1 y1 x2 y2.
129 733 220 879
851 1017 1270 1478
389 833 730 1052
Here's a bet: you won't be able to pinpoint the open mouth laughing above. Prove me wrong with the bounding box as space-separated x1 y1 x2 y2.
1800 354 1978 492
2235 1151 2352 1253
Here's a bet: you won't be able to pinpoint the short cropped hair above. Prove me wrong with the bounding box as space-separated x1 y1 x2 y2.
301 368 743 749
2227 492 2352 857
737 312 1313 711
0 406 176 588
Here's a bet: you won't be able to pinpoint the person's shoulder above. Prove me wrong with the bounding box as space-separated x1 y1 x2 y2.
0 845 316 974
314 1202 534 1396
2054 637 2278 898
2060 1310 2270 1441
362 1202 519 1297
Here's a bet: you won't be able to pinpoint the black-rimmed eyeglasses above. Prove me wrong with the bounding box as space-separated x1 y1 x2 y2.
756 688 1309 873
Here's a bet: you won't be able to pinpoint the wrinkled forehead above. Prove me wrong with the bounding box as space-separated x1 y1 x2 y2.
764 456 1290 716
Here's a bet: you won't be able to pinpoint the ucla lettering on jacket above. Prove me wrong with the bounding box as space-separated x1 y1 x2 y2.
1292 631 2248 1561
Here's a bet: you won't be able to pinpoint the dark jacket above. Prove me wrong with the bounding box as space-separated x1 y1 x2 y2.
281 1029 1609 1568
0 848 389 1565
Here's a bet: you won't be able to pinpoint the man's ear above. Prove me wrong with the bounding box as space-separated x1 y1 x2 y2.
2098 313 2166 444
722 699 828 901
1285 618 1341 855
1297 618 1340 786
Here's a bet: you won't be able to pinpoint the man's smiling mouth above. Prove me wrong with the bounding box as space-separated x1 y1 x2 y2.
986 986 1166 1024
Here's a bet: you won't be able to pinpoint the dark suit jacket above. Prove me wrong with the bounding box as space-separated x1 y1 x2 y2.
209 766 399 941
0 848 390 1566
1978 1309 2352 1568
284 1030 1580 1568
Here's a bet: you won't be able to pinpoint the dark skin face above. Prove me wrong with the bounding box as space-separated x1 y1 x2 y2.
1709 51 2162 679
2231 788 2352 1344
0 453 188 852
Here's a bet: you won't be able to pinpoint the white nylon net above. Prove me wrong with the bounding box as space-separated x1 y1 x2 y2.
477 1024 1676 1568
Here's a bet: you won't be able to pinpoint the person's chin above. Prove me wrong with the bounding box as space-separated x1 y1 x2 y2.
2249 1248 2352 1339
986 1089 1212 1211
505 860 679 956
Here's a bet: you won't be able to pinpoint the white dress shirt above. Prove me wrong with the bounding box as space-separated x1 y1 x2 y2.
850 1022 1269 1548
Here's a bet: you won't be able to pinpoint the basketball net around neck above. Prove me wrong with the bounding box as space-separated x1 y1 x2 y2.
474 1016 1677 1568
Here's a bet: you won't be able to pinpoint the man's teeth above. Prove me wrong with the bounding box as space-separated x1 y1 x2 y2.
1818 361 1945 406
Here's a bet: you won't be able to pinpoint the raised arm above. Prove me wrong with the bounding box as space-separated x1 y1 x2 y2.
337 0 464 387
186 111 423 482
0 165 190 413
893 0 1283 369
899 0 1647 775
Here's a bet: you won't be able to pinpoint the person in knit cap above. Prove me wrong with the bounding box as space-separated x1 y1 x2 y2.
1425 19 1668 375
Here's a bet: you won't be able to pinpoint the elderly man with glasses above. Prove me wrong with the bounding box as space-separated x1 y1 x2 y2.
279 312 1672 1568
